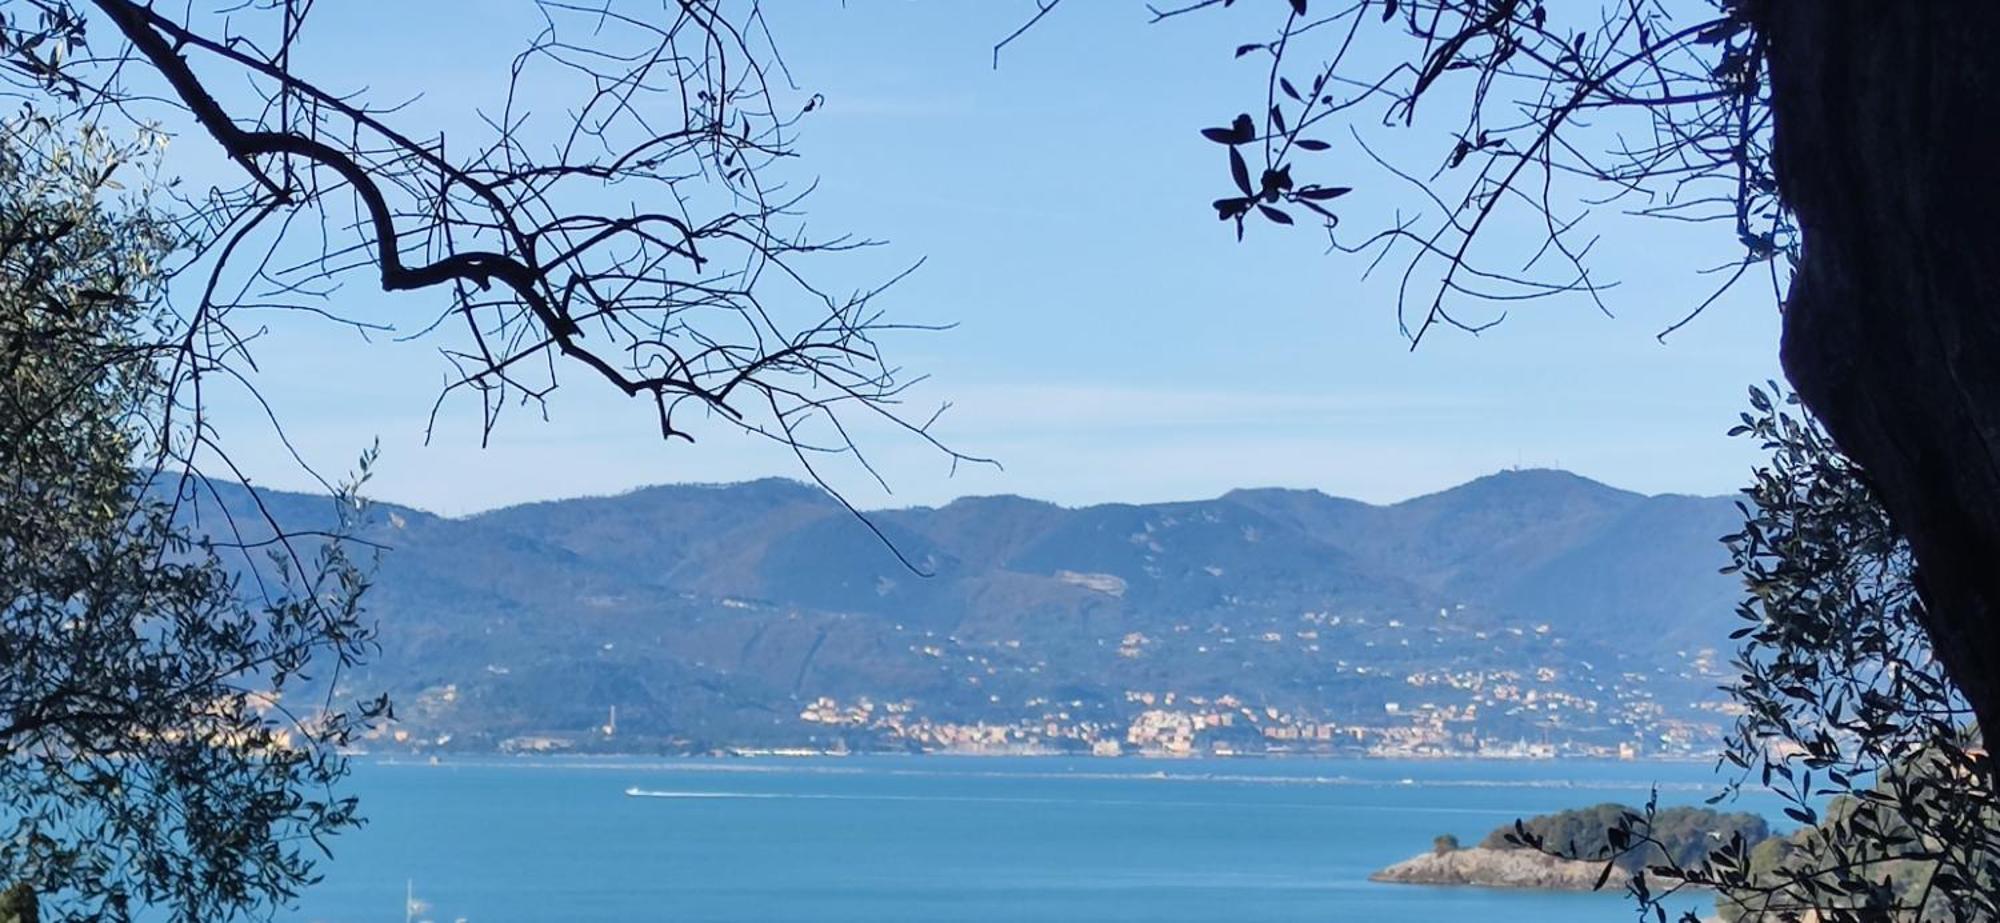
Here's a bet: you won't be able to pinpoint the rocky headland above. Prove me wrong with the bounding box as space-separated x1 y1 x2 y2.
1369 847 1625 890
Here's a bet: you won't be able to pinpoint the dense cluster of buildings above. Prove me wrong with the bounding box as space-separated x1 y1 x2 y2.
789 658 1736 759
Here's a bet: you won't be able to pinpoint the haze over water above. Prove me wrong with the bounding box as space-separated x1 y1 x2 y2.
295 756 1763 923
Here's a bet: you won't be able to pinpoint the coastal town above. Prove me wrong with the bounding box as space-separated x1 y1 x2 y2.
788 663 1738 760
459 639 1740 760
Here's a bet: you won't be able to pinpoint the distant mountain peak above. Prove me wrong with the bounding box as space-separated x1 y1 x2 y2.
1220 485 1335 502
929 493 1065 513
1457 466 1623 490
1397 467 1640 509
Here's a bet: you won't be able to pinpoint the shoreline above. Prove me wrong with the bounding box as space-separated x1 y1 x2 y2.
360 749 1721 765
360 753 1736 792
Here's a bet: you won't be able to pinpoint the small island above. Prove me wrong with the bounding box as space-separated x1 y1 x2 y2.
1371 803 1772 891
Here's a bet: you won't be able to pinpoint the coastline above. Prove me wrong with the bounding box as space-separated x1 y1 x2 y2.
358 753 1735 796
357 747 1722 765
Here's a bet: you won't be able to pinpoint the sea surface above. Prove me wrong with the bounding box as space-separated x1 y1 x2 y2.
290 756 1773 923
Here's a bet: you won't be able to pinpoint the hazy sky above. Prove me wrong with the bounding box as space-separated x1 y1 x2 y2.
191 2 1783 514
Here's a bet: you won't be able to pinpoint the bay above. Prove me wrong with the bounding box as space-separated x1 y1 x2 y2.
292 756 1766 923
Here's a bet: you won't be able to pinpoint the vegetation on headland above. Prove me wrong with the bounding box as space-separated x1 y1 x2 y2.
1482 804 1771 876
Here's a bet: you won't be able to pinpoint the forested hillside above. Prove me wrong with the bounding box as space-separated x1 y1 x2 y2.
202 469 1745 756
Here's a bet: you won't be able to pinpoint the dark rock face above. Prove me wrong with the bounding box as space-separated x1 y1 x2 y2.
1762 1 2000 735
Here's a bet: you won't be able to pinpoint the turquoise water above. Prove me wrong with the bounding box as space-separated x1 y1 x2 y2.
292 757 1764 923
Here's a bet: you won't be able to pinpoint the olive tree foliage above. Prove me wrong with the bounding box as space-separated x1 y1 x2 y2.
0 0 978 531
1513 388 1996 922
1689 389 1991 922
0 121 385 922
1484 803 1769 878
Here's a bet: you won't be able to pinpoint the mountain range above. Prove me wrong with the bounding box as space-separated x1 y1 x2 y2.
204 468 1749 756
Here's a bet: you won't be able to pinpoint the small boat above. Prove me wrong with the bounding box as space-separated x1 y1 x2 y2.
625 785 645 797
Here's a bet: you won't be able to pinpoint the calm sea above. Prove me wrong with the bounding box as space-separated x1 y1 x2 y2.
290 756 1768 923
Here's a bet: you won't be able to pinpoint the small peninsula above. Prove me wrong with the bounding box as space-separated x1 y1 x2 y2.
1372 803 1771 891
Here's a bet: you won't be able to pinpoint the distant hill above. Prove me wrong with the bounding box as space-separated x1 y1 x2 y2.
192 469 1748 756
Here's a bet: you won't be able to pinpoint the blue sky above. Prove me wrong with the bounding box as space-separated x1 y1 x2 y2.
192 2 1782 514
